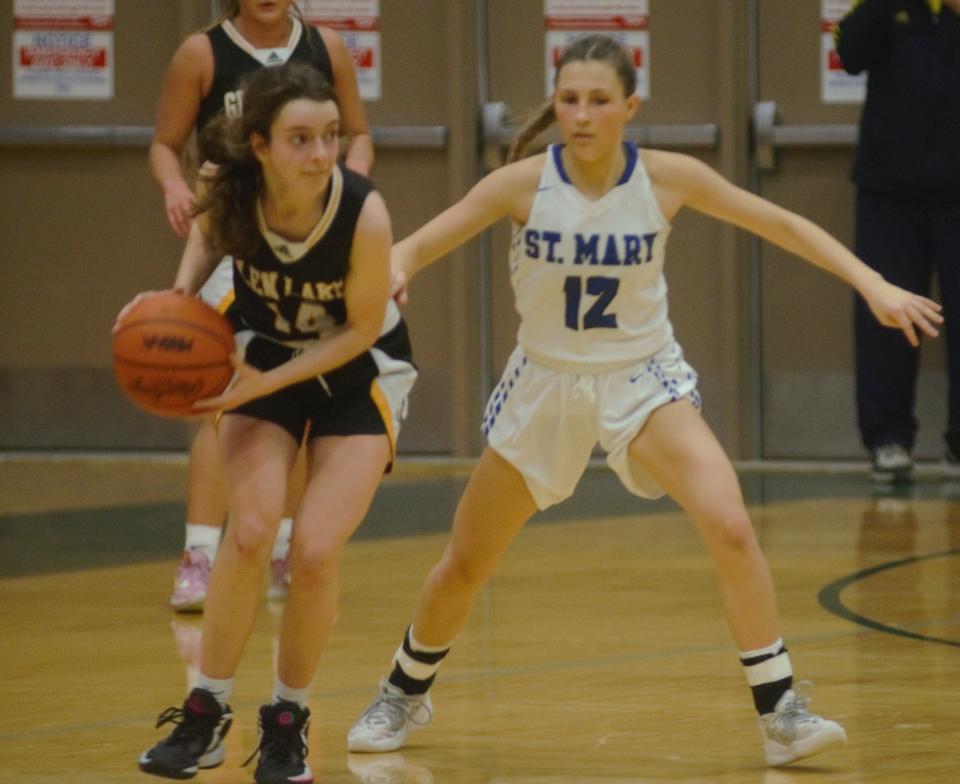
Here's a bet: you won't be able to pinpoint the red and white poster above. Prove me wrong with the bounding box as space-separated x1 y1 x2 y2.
821 0 865 104
302 0 380 101
13 0 114 100
544 0 649 100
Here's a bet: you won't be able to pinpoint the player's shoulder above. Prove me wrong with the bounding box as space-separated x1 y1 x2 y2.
340 165 376 196
169 31 214 75
178 31 215 59
312 24 343 51
495 153 548 188
639 148 711 186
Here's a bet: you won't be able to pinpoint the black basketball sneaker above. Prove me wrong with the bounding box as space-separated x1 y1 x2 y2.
244 701 312 784
138 688 233 779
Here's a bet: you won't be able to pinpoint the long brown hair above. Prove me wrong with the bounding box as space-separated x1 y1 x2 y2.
507 34 637 163
194 61 339 258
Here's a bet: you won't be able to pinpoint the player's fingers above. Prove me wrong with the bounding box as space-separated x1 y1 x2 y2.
169 209 190 238
191 396 222 412
898 298 941 338
916 295 943 313
895 311 919 347
915 299 944 326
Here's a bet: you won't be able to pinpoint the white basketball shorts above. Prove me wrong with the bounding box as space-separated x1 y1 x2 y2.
482 339 701 509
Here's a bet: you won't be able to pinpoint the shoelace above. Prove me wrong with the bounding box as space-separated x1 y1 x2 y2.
363 692 431 730
769 681 819 741
242 720 309 768
154 706 207 746
177 551 208 586
785 681 814 714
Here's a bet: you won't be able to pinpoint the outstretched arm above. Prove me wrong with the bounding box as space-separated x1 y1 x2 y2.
648 150 943 347
391 156 542 302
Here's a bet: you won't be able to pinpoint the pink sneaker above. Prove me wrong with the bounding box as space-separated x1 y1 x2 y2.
169 548 211 613
267 557 290 601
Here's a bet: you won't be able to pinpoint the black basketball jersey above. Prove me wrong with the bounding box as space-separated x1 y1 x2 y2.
230 166 374 344
197 17 333 133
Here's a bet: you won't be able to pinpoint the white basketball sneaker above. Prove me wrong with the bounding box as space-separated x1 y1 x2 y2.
759 681 847 766
347 680 433 753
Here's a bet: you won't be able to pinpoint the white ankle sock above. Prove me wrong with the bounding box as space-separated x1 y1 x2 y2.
273 678 310 708
194 674 233 707
184 524 221 562
272 517 293 560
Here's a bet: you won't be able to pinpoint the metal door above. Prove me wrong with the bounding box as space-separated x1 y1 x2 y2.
753 0 947 460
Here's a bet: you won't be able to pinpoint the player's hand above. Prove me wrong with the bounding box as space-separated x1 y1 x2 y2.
391 267 410 306
113 288 186 332
863 278 943 347
192 355 266 413
114 290 162 332
164 180 196 238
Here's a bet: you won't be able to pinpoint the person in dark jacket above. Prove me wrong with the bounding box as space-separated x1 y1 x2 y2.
836 0 960 482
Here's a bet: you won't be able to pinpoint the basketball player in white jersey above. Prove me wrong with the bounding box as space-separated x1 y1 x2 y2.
149 0 373 611
346 35 942 767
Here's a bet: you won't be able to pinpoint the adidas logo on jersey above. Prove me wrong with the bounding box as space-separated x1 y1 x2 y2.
266 51 283 64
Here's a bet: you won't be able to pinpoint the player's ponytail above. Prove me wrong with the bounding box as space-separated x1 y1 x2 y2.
507 101 556 163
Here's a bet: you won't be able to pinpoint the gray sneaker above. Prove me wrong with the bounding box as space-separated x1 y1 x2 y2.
347 680 432 753
871 444 913 483
759 681 846 766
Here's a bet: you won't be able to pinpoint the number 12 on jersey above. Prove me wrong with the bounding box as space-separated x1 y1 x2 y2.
563 275 619 330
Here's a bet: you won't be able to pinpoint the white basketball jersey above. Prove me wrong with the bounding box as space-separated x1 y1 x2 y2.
509 143 673 368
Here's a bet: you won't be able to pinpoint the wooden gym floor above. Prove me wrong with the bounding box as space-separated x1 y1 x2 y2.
1 453 958 783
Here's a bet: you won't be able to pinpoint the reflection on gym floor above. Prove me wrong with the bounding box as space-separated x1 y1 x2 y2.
1 455 958 783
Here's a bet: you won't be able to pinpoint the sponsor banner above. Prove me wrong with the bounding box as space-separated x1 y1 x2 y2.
13 0 114 99
302 0 381 100
544 0 649 99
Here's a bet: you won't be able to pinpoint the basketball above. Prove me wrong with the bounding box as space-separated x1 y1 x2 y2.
112 291 235 417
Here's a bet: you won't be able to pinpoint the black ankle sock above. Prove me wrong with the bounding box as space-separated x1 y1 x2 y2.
751 676 793 715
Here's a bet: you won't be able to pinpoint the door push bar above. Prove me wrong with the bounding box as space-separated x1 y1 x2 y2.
752 100 858 172
0 124 449 150
482 101 719 169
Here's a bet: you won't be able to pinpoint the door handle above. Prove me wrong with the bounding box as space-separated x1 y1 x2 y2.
0 124 449 150
482 101 718 168
752 100 858 171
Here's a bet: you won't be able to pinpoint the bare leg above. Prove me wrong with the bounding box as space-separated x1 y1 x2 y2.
185 418 228 527
412 448 539 646
199 415 296 679
276 434 391 688
628 400 781 649
284 444 308 518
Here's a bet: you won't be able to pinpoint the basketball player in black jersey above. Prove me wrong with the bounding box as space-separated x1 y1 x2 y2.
126 62 415 784
149 0 374 612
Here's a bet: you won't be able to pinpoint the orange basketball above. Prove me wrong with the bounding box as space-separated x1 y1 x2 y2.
112 291 235 417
